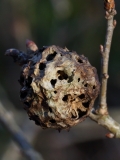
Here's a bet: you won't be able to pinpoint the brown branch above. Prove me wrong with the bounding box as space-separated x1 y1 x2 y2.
0 101 44 160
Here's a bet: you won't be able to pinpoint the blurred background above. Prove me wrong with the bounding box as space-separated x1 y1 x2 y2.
0 0 120 160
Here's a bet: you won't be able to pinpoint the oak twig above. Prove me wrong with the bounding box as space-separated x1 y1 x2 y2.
89 0 120 138
98 8 117 115
0 101 44 160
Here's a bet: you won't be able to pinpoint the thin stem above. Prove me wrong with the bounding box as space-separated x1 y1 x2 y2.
98 9 117 115
89 1 120 138
0 101 44 160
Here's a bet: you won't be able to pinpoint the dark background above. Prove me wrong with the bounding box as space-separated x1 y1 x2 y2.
0 0 120 160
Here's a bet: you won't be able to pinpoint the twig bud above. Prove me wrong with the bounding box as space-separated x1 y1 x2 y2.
104 0 115 12
113 20 117 27
100 45 104 53
106 132 115 138
26 39 38 52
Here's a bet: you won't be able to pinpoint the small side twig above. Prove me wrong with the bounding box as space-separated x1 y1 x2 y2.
89 112 120 138
0 101 44 160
